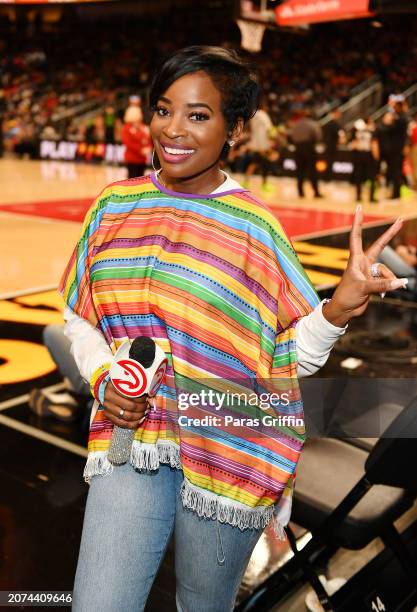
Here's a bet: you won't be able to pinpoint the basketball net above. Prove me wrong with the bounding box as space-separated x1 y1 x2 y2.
236 19 266 53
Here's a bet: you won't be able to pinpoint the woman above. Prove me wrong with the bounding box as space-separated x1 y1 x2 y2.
60 47 406 611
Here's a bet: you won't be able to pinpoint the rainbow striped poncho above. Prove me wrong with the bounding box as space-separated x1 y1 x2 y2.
60 173 319 535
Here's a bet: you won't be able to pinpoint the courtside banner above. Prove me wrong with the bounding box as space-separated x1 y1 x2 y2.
275 0 373 26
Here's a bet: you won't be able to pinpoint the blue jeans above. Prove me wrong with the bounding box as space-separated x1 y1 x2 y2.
73 463 263 611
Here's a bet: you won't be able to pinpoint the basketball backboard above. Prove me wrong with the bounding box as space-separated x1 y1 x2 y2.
236 0 279 26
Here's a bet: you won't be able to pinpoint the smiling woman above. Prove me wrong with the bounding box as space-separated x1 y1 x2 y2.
149 46 258 193
151 73 233 189
58 45 407 612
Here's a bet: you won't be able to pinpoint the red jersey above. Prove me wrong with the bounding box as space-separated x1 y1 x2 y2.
121 123 151 164
411 123 417 146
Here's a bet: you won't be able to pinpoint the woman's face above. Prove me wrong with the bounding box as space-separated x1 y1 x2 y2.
150 71 238 193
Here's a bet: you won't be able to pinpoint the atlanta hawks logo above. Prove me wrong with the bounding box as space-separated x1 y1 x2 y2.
148 359 168 396
111 359 147 397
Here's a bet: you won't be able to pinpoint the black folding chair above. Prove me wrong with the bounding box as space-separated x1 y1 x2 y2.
236 396 417 612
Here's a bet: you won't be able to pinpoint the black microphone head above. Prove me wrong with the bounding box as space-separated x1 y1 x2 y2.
129 336 155 368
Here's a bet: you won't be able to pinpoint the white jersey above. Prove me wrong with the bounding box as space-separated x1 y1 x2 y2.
248 109 273 152
352 128 374 152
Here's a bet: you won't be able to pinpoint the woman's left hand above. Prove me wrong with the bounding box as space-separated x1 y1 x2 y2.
322 206 408 328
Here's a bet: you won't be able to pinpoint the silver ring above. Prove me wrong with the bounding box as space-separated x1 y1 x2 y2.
119 409 125 418
370 263 381 277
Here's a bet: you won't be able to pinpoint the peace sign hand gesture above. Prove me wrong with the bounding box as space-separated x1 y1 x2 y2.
322 206 408 328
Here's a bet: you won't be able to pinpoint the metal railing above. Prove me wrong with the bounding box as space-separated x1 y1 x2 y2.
51 98 103 125
320 77 383 128
370 82 417 123
51 86 148 136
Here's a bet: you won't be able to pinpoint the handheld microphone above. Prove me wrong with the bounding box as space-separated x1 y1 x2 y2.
107 337 167 466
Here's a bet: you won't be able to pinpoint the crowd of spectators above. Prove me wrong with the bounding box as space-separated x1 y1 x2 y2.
259 17 417 124
0 10 416 159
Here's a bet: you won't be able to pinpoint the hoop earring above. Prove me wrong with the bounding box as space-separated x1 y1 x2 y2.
228 140 235 147
152 149 161 172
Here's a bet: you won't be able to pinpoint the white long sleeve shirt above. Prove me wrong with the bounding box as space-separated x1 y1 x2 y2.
63 301 345 382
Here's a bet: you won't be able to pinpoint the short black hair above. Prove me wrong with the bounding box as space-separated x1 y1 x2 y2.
149 45 260 134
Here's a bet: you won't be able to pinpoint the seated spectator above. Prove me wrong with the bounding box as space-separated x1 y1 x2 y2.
378 239 417 297
395 243 417 269
29 325 92 423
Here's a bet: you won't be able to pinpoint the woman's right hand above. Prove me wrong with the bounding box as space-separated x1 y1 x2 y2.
103 381 149 429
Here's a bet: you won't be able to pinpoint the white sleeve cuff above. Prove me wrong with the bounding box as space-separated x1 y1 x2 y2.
63 306 113 383
296 300 347 378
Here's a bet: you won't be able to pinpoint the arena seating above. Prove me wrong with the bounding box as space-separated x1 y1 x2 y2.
1 12 416 153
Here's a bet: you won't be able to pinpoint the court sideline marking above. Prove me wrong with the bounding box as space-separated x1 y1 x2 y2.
0 413 88 458
0 382 87 458
0 284 58 301
0 209 89 226
0 382 66 412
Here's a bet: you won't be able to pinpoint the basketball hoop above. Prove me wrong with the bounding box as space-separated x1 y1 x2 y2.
236 19 266 53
